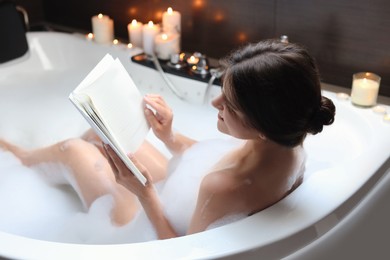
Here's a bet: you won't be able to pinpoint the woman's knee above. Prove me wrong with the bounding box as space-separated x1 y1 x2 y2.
58 138 85 151
57 138 97 160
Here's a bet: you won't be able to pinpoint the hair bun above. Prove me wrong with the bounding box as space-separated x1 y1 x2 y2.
307 96 336 135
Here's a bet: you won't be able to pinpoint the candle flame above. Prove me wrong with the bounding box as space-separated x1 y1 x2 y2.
148 21 154 27
162 34 168 40
98 13 103 19
188 55 199 64
127 43 133 49
167 7 173 14
86 33 94 39
113 39 119 45
131 19 138 25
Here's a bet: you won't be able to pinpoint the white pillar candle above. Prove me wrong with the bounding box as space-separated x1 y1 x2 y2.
142 21 160 55
154 33 180 60
91 13 114 44
351 72 381 107
127 19 143 48
162 7 181 34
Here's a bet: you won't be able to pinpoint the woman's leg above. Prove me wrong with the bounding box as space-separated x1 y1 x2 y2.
81 129 168 182
0 138 139 226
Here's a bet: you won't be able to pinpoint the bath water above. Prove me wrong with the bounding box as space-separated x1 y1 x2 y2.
0 138 244 244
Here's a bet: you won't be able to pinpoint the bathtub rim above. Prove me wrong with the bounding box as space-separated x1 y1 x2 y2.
0 31 390 259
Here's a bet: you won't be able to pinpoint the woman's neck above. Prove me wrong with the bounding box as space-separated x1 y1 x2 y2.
235 138 301 174
242 138 294 156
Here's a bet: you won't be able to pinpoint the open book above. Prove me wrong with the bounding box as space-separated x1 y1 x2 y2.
69 54 149 185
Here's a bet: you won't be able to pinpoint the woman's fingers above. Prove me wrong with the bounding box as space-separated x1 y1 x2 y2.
102 143 117 172
144 95 171 119
127 153 148 177
144 108 160 128
144 94 167 105
104 144 148 180
104 144 127 176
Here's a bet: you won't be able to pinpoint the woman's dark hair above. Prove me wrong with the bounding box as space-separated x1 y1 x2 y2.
222 39 335 147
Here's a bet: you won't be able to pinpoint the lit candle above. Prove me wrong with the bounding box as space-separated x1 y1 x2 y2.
127 19 143 48
86 33 94 41
162 7 181 34
91 13 114 44
372 105 387 115
142 21 160 55
351 72 381 107
154 33 180 60
186 55 199 65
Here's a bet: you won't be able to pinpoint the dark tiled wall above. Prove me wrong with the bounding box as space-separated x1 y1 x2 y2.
12 0 390 96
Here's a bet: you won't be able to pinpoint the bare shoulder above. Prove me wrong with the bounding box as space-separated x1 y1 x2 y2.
200 169 237 194
188 170 245 233
198 169 248 212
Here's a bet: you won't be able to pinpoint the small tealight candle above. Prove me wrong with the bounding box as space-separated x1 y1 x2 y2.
351 72 381 107
186 55 199 65
372 105 387 115
86 33 94 41
154 33 180 60
127 19 143 48
142 21 160 55
336 92 349 101
383 113 390 123
91 13 114 44
162 7 181 34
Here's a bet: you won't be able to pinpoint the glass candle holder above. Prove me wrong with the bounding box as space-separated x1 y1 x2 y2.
350 72 381 107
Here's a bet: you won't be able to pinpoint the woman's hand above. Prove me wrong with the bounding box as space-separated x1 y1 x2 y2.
103 144 153 199
143 94 174 145
104 143 178 239
144 94 196 155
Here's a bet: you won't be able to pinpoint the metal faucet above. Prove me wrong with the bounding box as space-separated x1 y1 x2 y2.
16 5 29 31
191 53 209 76
204 66 224 104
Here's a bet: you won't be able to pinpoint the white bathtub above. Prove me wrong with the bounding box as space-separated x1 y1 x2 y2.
0 32 389 259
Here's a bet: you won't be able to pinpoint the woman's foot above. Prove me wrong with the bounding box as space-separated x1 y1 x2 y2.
0 139 31 165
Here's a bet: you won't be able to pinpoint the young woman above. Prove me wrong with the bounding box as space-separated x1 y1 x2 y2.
1 39 335 240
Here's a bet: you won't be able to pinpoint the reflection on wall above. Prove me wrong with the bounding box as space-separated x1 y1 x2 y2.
13 0 390 96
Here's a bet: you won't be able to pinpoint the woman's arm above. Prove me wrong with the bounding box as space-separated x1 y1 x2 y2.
144 94 196 155
138 188 178 239
105 144 236 238
104 144 178 239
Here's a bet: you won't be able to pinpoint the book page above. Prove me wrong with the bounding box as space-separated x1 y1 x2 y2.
69 54 150 185
70 93 147 185
72 55 149 154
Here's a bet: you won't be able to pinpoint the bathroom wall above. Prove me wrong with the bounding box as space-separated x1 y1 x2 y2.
12 0 390 97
